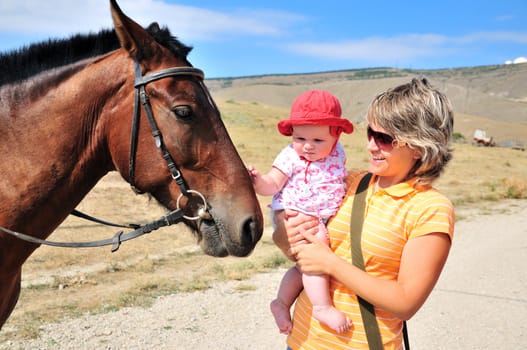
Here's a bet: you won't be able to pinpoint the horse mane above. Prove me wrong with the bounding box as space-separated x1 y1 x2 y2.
0 23 193 86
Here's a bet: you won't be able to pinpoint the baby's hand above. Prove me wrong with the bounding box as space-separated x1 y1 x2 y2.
247 165 260 181
247 165 261 185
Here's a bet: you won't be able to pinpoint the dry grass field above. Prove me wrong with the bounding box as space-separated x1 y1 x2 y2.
1 66 527 342
210 63 527 143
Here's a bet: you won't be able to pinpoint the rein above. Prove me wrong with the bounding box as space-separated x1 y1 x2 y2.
0 61 212 252
0 210 184 252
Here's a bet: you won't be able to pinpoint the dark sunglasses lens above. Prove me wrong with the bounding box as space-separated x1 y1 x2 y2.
377 132 394 145
367 126 394 147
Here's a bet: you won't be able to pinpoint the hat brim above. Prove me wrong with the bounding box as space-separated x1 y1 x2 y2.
277 117 354 136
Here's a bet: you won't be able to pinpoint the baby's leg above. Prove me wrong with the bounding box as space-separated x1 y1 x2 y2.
270 266 303 334
302 222 351 333
303 274 351 333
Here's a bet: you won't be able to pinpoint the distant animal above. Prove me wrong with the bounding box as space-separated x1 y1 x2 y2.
0 0 263 328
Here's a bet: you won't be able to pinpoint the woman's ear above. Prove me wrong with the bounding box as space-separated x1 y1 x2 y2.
412 149 423 160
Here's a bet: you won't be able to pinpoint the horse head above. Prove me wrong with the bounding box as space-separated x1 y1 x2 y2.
105 0 263 257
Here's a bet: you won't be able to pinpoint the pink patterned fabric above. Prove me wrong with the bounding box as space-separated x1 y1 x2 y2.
271 142 347 218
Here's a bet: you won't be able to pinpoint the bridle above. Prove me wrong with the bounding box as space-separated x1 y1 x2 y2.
129 60 213 221
0 61 215 251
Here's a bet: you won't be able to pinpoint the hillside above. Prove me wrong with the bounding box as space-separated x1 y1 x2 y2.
206 63 527 144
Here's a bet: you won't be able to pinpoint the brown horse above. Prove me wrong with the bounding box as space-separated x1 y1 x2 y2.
0 0 263 328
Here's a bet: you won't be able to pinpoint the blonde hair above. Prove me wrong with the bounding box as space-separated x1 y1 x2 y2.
366 78 454 186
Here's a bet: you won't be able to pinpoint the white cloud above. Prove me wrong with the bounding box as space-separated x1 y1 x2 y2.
284 31 527 64
459 31 527 44
284 34 454 63
495 14 514 22
509 56 527 64
0 0 109 36
0 0 305 42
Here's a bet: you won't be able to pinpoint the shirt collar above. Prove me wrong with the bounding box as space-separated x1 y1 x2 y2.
372 176 426 198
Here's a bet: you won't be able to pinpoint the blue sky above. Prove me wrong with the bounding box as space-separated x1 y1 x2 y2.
1 0 526 78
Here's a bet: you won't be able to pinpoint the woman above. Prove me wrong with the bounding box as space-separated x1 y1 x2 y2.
277 78 455 349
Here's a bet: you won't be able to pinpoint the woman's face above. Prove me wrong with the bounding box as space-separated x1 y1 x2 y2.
366 123 420 188
291 125 337 162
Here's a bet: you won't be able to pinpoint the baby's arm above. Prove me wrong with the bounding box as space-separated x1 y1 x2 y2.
247 166 288 196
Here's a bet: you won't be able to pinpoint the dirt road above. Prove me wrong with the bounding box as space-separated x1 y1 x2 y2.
2 200 526 349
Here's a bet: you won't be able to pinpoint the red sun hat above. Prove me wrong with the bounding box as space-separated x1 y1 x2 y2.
277 90 354 136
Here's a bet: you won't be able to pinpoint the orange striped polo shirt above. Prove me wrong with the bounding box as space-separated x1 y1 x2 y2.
287 170 454 350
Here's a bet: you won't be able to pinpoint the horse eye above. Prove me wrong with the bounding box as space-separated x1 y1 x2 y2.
172 105 193 119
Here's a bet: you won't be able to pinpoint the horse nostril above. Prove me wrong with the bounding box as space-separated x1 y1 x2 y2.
241 217 261 246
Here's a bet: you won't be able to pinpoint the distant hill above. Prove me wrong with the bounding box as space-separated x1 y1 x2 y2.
206 63 527 143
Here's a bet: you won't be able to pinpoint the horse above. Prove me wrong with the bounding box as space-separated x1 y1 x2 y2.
0 0 263 329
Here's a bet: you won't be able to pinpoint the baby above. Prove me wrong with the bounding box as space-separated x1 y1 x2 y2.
248 90 354 334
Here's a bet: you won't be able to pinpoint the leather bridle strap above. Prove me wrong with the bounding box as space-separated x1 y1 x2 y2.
128 60 204 195
71 209 140 229
134 66 204 85
0 208 184 252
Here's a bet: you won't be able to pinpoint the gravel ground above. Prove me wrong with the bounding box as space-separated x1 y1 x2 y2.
2 272 288 350
2 200 526 350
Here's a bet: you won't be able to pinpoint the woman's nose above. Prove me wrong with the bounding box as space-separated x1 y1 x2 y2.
367 137 378 151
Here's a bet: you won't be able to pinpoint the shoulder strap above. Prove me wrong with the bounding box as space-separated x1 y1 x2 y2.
350 173 383 349
350 172 372 270
350 172 410 350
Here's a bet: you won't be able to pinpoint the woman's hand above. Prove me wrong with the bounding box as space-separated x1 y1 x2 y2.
291 230 336 275
283 209 319 248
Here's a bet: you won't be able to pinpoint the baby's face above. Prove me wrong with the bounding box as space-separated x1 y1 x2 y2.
291 125 337 161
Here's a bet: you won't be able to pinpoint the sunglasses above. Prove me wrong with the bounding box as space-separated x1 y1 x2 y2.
367 125 397 150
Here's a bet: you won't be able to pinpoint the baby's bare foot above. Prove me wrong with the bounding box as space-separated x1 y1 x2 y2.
270 299 293 334
312 305 351 333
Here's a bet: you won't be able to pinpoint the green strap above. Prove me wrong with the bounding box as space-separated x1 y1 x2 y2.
350 173 384 350
350 172 410 350
350 173 384 349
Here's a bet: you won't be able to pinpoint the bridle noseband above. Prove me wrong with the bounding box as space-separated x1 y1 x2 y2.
0 61 215 251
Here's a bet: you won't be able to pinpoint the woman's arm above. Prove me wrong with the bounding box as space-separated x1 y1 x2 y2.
294 231 451 320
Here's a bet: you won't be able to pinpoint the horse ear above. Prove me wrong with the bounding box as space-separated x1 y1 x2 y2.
110 0 155 61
